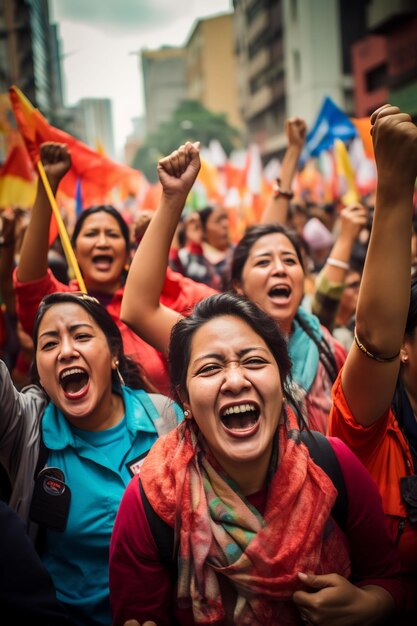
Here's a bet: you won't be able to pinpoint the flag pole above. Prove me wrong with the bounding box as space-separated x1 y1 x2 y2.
37 161 87 293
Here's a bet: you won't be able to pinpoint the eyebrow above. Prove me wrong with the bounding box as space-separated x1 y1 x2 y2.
253 248 297 257
82 227 120 233
193 346 269 364
39 323 94 339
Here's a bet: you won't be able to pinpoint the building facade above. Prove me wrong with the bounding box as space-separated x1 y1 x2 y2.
72 98 116 159
141 47 187 136
185 13 243 132
0 0 62 119
352 0 417 119
233 0 368 159
233 0 286 157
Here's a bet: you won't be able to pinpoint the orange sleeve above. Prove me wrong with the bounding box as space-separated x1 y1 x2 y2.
329 370 391 466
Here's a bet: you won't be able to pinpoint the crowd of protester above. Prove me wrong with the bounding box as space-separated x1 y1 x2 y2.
0 104 416 626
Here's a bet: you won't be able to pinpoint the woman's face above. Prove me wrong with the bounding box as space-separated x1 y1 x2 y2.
184 212 203 246
205 207 230 251
338 270 361 322
184 315 282 491
237 233 304 335
74 212 129 293
36 302 116 430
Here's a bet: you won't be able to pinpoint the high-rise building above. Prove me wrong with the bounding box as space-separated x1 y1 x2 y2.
0 0 62 119
73 98 116 159
283 0 367 122
185 13 243 132
351 0 417 120
124 116 146 166
233 0 286 157
233 0 368 159
141 47 187 135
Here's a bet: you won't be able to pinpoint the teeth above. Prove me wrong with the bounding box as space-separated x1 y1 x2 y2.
223 403 256 416
60 368 85 381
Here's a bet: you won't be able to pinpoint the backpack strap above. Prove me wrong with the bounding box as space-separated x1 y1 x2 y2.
299 430 348 530
139 479 177 578
30 415 49 554
140 392 179 437
0 463 11 503
33 429 49 481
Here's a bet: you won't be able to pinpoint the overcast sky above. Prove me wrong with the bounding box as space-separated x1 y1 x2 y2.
50 0 232 158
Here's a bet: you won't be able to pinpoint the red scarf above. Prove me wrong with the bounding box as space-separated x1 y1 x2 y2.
141 405 351 625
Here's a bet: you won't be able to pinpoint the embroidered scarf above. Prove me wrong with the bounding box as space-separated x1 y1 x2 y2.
141 405 351 625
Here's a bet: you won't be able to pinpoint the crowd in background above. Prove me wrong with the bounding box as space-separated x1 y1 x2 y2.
0 105 416 626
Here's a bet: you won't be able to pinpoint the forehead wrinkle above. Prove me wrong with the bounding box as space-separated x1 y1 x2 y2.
192 346 269 364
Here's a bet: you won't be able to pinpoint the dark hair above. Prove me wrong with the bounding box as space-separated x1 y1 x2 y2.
198 206 214 232
169 292 293 408
392 280 417 428
71 205 130 253
230 223 305 289
322 202 337 215
405 279 417 338
32 292 152 391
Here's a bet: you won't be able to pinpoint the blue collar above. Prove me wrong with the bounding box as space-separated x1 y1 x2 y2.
42 387 158 450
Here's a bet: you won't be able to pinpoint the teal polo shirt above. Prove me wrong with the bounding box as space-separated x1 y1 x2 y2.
40 387 181 626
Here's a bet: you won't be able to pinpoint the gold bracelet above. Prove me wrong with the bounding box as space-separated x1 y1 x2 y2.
354 330 400 363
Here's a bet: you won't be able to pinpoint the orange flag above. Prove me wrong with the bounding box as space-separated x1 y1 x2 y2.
351 117 374 160
0 142 36 208
9 86 143 207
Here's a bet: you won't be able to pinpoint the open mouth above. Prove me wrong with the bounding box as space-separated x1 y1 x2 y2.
92 255 113 270
220 403 260 432
59 367 90 399
268 285 291 300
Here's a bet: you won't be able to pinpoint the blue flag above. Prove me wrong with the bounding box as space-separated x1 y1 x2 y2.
304 96 357 158
75 177 83 216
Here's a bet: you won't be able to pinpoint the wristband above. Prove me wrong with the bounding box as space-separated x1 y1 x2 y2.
326 257 349 271
273 178 294 200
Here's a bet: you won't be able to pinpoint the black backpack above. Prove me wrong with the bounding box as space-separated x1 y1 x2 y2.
0 463 11 503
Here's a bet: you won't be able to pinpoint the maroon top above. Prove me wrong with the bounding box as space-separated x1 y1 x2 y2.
109 438 404 626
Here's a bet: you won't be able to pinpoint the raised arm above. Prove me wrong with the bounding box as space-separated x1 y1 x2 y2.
312 203 368 330
0 210 18 315
16 143 71 283
121 142 201 354
261 117 306 225
341 105 417 425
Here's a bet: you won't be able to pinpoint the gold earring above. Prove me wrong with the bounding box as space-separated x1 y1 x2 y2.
114 359 125 385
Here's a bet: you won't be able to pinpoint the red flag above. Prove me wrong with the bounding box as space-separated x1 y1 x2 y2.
0 142 36 208
9 86 143 207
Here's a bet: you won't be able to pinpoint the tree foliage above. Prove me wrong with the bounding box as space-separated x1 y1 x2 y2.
132 100 241 182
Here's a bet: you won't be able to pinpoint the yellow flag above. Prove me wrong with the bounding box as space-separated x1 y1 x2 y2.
334 139 359 205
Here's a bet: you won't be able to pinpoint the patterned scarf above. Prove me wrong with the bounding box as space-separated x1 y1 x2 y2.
141 405 351 625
